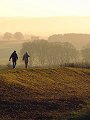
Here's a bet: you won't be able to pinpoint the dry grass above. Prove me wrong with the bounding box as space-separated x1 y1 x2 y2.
0 67 90 119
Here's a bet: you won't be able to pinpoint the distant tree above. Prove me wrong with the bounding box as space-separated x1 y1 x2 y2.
62 42 79 63
48 33 90 49
14 32 24 40
46 42 62 66
3 32 13 40
81 44 90 63
20 40 79 67
48 34 63 42
31 36 39 41
32 40 48 66
46 42 79 66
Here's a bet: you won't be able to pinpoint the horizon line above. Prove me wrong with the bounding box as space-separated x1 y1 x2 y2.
0 16 90 18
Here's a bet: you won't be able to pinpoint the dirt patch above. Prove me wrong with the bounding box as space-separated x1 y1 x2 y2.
0 97 86 120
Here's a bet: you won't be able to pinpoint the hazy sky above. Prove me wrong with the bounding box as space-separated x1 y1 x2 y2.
0 0 90 17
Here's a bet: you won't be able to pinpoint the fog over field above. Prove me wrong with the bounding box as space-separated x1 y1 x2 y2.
0 16 90 35
0 16 90 65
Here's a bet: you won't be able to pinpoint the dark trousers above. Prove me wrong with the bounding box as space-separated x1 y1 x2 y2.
25 62 28 69
12 61 16 68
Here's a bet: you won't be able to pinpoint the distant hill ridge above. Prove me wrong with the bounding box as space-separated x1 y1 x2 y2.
0 16 90 48
0 16 90 34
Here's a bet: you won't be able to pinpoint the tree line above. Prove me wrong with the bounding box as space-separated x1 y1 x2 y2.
0 32 90 44
20 40 90 67
0 32 24 41
0 32 90 67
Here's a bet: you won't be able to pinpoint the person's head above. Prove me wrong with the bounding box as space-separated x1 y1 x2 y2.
25 51 28 54
14 50 16 53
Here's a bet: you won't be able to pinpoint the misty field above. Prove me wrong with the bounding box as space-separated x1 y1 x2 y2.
0 67 90 120
0 41 22 64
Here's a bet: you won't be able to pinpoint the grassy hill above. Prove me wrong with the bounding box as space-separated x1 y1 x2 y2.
0 67 90 120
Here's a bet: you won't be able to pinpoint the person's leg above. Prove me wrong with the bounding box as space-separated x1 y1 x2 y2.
14 61 16 68
13 61 16 68
12 61 15 68
25 62 28 69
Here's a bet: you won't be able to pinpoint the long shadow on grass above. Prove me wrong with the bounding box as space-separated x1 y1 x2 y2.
0 98 87 120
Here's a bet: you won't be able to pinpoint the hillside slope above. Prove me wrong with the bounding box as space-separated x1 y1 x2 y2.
0 67 90 119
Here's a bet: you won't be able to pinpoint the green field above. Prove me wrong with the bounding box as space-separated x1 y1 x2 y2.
0 67 90 120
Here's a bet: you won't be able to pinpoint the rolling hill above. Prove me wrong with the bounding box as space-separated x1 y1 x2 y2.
0 67 90 119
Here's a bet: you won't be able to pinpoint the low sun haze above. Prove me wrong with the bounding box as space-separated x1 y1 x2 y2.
0 16 90 35
0 0 90 35
0 0 90 64
0 0 90 17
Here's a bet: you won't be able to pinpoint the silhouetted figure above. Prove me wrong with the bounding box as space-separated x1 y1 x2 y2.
23 52 30 69
9 50 18 68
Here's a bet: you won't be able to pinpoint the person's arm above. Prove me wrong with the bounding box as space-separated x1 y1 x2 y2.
16 54 18 60
9 54 12 61
23 54 25 60
28 54 30 57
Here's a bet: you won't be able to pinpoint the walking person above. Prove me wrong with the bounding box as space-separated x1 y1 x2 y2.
23 52 30 69
9 50 18 68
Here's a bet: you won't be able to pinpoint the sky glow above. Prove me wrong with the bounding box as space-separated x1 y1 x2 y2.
0 0 90 17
